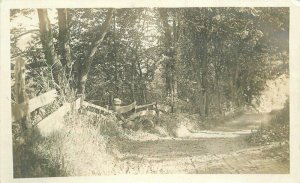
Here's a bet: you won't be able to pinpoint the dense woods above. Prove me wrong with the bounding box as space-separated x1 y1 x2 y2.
11 7 288 117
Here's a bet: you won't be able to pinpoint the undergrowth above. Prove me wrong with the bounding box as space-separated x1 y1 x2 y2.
155 113 201 137
13 128 66 177
13 109 123 177
246 100 289 146
200 109 244 130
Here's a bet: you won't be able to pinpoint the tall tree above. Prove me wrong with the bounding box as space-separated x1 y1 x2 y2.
76 9 114 96
158 9 178 112
38 9 66 93
57 9 72 73
37 8 114 100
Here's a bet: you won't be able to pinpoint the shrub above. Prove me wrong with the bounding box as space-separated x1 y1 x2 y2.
13 128 66 178
155 113 201 137
34 112 118 176
247 100 289 146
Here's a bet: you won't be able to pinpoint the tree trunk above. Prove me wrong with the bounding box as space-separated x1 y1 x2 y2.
231 56 240 108
57 9 74 100
57 9 72 69
112 11 119 99
15 57 31 129
131 68 135 102
38 9 66 93
158 9 172 93
158 9 177 112
57 8 73 87
143 86 147 104
137 57 148 104
204 91 209 116
131 50 138 102
216 73 222 115
77 9 114 95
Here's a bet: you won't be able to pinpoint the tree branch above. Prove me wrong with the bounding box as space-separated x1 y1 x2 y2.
77 9 115 95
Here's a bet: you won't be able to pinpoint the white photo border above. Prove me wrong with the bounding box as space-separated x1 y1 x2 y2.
1 1 299 183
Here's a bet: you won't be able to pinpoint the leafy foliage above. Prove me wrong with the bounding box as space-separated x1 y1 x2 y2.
11 8 288 115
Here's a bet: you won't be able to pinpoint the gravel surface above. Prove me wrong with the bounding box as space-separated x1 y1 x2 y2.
108 113 289 174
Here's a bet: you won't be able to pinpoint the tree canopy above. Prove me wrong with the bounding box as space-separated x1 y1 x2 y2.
10 7 289 116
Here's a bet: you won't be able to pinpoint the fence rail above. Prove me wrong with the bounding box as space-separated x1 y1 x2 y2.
82 101 113 114
114 101 136 114
128 110 157 120
37 98 81 136
135 102 156 110
12 89 57 122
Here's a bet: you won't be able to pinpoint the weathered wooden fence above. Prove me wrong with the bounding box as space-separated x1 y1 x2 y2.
11 57 81 136
82 98 172 123
11 57 172 136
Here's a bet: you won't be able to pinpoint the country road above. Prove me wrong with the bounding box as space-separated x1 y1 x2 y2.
109 112 289 174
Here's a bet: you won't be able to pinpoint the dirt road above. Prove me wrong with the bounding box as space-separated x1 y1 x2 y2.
110 113 289 174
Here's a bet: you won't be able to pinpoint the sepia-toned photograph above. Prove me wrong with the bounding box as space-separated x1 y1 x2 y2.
9 7 289 178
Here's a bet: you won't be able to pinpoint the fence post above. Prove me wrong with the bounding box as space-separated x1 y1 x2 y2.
155 100 159 117
80 94 85 107
133 101 136 114
14 57 31 129
77 94 84 114
113 98 122 112
113 98 128 123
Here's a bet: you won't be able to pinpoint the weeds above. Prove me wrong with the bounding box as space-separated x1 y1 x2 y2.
13 109 124 177
13 128 66 178
155 113 201 137
247 100 289 146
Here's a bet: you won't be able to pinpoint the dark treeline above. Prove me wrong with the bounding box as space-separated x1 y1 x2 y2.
11 7 289 117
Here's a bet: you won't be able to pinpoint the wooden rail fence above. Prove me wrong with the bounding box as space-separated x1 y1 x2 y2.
11 57 172 136
83 99 172 122
11 57 81 136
